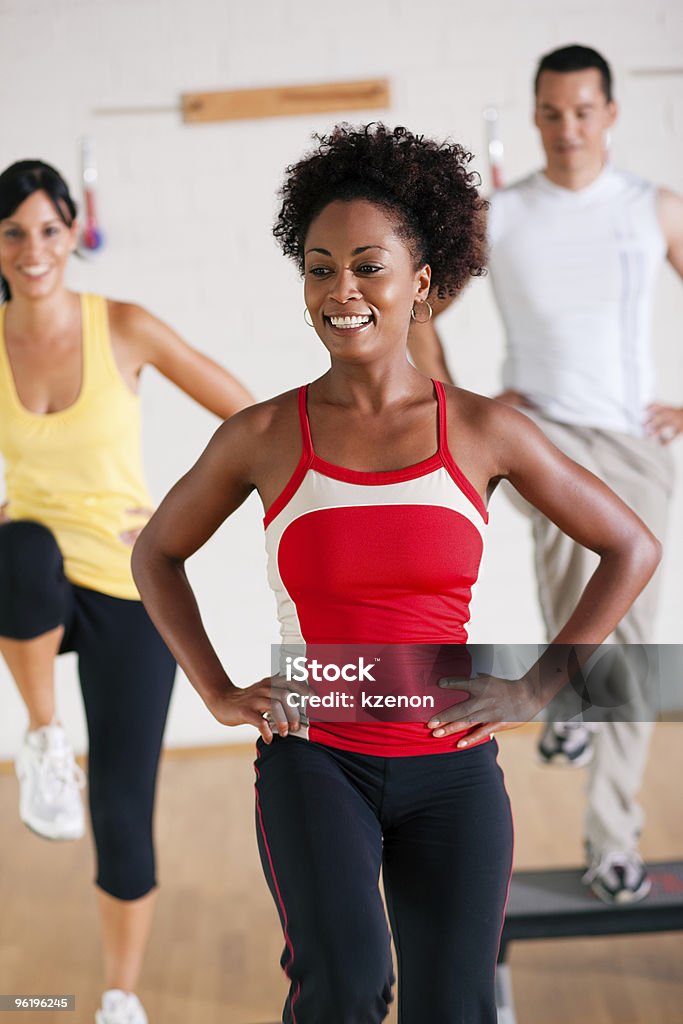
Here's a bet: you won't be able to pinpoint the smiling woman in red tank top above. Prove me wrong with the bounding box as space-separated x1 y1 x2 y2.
132 125 660 1023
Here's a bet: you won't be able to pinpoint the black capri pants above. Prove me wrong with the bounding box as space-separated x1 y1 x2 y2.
0 520 175 900
254 734 514 1024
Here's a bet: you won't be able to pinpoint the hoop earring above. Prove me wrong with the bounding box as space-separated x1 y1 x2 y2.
303 307 315 328
411 299 433 324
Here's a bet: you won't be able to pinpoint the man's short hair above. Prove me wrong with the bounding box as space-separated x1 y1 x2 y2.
534 44 613 102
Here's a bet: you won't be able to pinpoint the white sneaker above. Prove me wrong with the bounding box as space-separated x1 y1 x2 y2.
95 991 148 1024
15 723 86 840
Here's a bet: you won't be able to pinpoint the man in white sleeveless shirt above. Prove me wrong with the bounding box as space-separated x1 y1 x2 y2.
410 44 683 903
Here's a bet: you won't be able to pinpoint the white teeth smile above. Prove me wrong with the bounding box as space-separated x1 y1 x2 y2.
329 315 372 329
21 265 50 277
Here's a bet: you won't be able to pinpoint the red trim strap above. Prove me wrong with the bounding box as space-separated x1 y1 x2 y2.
433 380 488 524
263 386 314 528
297 384 314 459
254 751 300 1021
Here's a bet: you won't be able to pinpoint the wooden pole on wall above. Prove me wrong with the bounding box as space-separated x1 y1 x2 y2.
181 78 390 123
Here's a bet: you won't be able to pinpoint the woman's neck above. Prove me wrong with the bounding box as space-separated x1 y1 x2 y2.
317 358 429 412
4 288 79 342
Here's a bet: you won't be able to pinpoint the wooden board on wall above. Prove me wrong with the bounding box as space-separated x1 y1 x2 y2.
182 78 390 123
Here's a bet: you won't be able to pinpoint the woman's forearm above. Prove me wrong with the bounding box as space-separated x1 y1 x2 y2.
527 537 662 706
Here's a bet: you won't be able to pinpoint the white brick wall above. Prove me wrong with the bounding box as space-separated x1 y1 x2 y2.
0 0 681 755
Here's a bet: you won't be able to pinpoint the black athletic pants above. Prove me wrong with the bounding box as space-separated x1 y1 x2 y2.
0 520 176 900
254 734 514 1024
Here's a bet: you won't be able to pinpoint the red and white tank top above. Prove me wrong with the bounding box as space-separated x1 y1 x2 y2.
263 380 488 757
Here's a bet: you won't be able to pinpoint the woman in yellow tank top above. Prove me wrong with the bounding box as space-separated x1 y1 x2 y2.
0 160 253 1024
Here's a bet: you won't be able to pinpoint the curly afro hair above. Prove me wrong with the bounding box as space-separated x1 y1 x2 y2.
273 123 487 299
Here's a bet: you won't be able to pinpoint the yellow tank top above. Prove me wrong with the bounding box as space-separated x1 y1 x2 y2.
0 293 153 600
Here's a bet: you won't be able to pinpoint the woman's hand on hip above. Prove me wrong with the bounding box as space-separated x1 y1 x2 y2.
428 672 542 747
206 674 310 744
644 403 683 444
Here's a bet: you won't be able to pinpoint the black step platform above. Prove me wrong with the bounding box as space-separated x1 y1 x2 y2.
499 859 683 959
495 860 683 1023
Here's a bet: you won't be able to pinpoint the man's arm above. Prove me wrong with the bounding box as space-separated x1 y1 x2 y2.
659 188 683 277
644 189 683 444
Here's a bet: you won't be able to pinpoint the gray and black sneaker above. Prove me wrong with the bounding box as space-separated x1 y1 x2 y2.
583 850 652 905
537 721 595 768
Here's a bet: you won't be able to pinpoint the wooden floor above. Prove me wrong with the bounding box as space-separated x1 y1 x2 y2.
1 724 682 1023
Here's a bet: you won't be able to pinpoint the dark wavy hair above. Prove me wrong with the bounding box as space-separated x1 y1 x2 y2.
0 160 78 301
535 45 613 102
273 123 487 299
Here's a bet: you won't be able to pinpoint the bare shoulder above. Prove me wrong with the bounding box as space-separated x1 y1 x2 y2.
443 383 495 424
107 300 216 379
209 387 298 459
443 383 550 478
105 299 165 360
202 386 302 506
443 383 525 440
657 186 683 212
224 388 297 438
657 188 683 238
107 299 158 335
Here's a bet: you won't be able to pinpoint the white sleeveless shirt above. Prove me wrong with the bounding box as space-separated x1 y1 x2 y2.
488 167 666 436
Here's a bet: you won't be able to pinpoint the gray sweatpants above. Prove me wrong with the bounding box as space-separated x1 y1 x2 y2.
512 411 674 856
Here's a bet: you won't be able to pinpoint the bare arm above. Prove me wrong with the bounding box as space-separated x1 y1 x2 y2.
659 187 683 278
644 189 683 443
502 407 661 646
111 302 254 418
431 400 662 743
131 404 301 742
